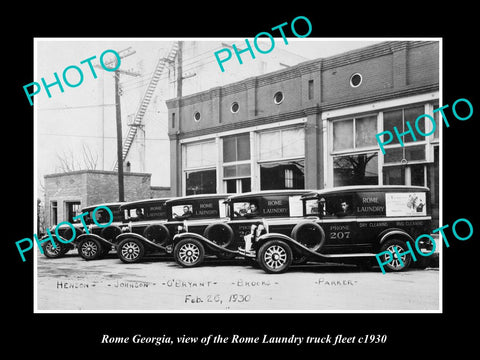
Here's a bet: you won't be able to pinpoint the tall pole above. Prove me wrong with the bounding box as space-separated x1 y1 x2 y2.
98 47 138 202
114 70 125 202
176 41 183 98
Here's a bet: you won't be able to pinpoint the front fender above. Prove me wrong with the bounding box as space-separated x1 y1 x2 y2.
115 232 165 251
254 233 310 255
377 228 415 248
76 233 113 247
40 234 75 249
254 233 345 260
173 232 238 255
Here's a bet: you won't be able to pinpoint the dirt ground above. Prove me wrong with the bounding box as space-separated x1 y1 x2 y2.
35 252 440 312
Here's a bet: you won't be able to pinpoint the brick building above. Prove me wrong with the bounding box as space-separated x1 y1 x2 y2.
43 170 170 227
166 40 440 226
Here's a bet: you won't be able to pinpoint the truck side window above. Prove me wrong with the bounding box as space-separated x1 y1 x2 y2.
325 195 354 217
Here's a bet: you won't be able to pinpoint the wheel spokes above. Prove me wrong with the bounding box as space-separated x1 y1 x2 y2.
82 240 98 257
386 245 406 269
179 243 200 264
46 243 61 255
121 242 140 260
264 245 287 269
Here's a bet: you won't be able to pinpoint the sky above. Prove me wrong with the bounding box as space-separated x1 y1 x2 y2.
34 37 388 198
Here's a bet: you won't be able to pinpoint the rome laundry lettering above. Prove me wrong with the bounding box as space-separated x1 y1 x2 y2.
356 205 384 213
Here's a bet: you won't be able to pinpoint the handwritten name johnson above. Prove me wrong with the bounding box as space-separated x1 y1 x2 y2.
101 333 387 346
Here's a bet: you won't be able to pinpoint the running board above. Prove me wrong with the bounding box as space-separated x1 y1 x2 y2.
318 253 376 258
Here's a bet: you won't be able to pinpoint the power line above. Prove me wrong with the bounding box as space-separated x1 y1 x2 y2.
38 132 170 140
119 43 234 92
37 104 116 111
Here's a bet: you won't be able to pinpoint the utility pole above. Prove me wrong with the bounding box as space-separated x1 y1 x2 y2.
98 47 139 202
176 41 183 98
114 70 125 201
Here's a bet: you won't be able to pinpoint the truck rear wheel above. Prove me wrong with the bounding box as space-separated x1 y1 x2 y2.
117 238 145 263
174 238 205 268
78 238 102 261
257 240 293 274
379 239 412 272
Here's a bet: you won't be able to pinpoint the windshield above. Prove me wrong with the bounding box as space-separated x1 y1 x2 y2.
167 198 228 221
124 203 167 222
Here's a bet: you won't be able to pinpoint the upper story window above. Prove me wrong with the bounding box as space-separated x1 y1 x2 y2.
273 91 284 104
350 73 362 87
333 115 377 151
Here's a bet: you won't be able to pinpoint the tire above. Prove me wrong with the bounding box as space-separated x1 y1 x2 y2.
379 239 412 272
257 240 293 274
117 238 145 263
291 221 325 252
101 226 122 242
143 224 170 246
42 241 67 258
174 238 205 268
78 238 102 261
204 223 234 248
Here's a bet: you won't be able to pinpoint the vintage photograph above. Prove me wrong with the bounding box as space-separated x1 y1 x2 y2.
33 38 441 312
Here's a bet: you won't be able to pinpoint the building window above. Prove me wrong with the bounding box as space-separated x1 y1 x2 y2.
193 111 201 122
383 164 426 186
260 161 305 190
350 73 362 87
383 166 405 185
433 104 439 140
383 105 425 145
225 178 251 193
184 141 216 195
51 201 58 225
231 102 239 113
222 133 251 193
171 112 175 128
331 114 379 186
333 115 377 151
185 141 216 168
259 127 305 190
308 80 314 100
383 145 426 164
66 201 81 223
186 169 216 195
223 133 250 163
333 153 378 186
273 91 284 104
259 127 304 161
285 169 293 188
